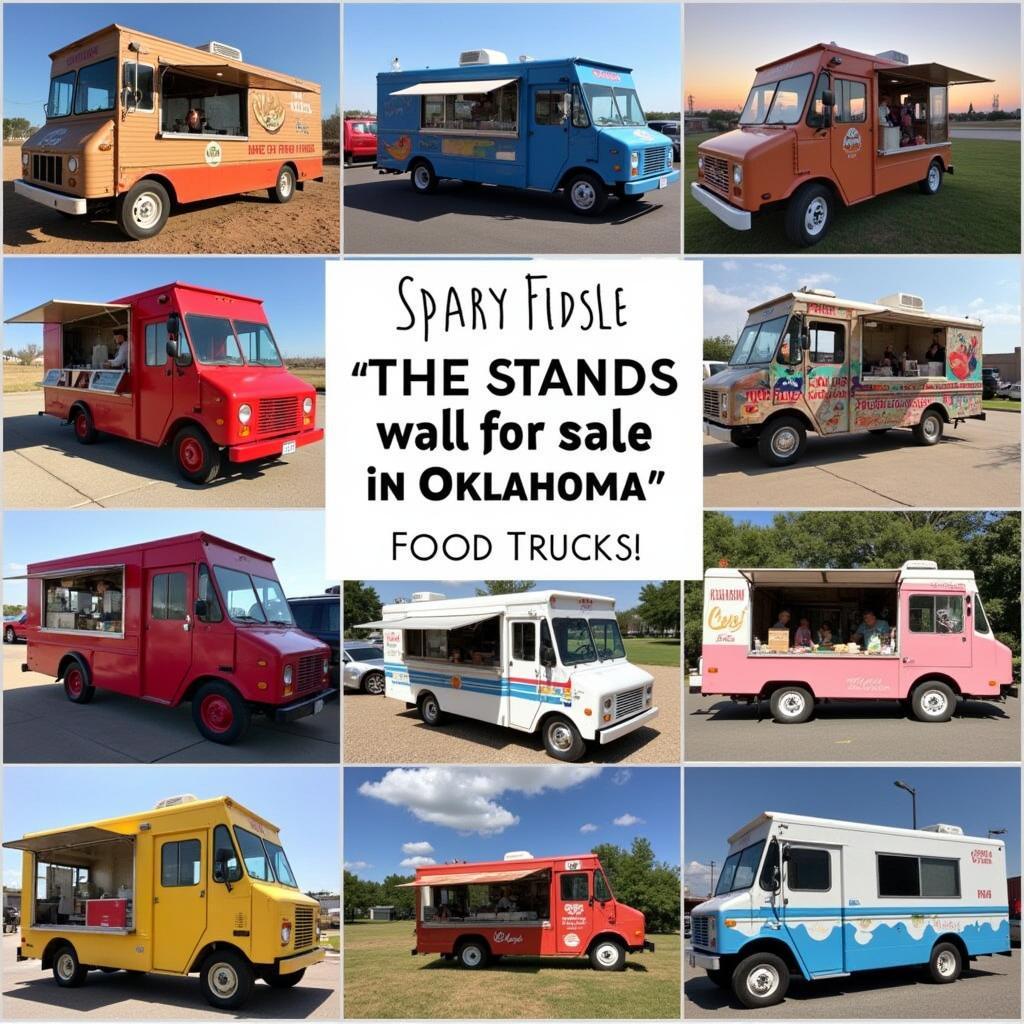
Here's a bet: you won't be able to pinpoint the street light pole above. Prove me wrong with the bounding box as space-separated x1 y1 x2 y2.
894 780 917 829
989 828 1007 840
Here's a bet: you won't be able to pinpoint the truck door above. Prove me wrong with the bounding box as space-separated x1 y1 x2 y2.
507 618 552 731
137 316 200 445
143 567 195 701
829 77 873 203
803 319 851 434
555 863 595 955
900 587 972 672
152 831 208 972
780 843 844 976
527 86 571 190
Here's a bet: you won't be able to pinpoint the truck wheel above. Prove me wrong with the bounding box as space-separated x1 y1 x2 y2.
418 692 445 726
912 410 944 446
270 165 296 204
564 172 609 216
173 426 222 484
911 680 955 723
456 939 489 969
200 950 254 1010
264 968 305 988
192 681 252 743
362 671 385 695
784 182 832 247
732 952 789 1009
62 660 95 704
52 944 88 987
410 161 438 194
927 941 962 983
729 429 758 449
769 686 814 724
71 406 99 445
706 967 732 990
919 159 944 195
4 627 15 643
757 416 807 466
117 179 170 240
589 939 626 971
542 714 587 762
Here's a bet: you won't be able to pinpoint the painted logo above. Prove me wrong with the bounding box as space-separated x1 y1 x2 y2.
592 69 621 82
773 376 803 403
252 91 286 133
450 676 462 689
563 860 582 871
632 129 655 142
563 932 581 948
384 135 412 161
37 128 69 148
972 849 993 864
204 141 222 167
563 903 586 916
493 931 524 945
842 127 862 155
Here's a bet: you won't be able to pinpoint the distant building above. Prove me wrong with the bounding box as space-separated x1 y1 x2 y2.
3 888 21 915
369 905 395 921
308 890 340 913
684 115 711 133
986 347 1021 384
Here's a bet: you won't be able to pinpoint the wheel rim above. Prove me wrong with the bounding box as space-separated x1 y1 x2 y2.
200 694 234 733
571 180 597 211
462 946 482 967
131 191 163 230
66 668 84 698
596 943 619 966
747 963 780 998
74 412 88 438
771 426 800 458
179 437 205 473
209 962 239 998
780 691 805 717
414 167 430 189
928 165 940 190
366 673 385 695
424 698 438 722
923 416 939 439
5 629 14 642
279 171 293 197
804 197 828 235
936 950 956 977
921 689 948 716
56 952 76 981
548 722 574 752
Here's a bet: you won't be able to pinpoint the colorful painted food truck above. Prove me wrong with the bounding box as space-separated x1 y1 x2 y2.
16 532 335 742
692 561 1014 723
688 812 1010 1008
691 43 990 245
4 794 324 1010
401 851 654 970
358 590 658 760
6 282 323 484
15 25 323 238
703 288 984 466
377 49 679 214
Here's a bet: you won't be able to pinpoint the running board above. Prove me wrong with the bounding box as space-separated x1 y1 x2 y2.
811 971 851 979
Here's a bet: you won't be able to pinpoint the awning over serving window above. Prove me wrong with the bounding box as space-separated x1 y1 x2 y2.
5 301 129 326
4 826 129 854
161 62 306 92
16 563 125 580
738 568 902 587
879 63 993 87
398 867 545 888
390 78 517 97
356 612 498 631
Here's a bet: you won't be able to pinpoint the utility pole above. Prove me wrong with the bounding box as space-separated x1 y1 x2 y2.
894 780 918 829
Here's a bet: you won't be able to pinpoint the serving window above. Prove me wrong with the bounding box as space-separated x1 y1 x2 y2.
422 871 551 924
33 836 135 930
405 616 500 667
43 569 124 633
860 319 949 378
52 309 131 390
420 82 518 133
161 69 246 137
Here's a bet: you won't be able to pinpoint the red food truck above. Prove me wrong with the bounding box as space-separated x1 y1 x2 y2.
401 852 654 971
5 282 324 484
17 532 335 743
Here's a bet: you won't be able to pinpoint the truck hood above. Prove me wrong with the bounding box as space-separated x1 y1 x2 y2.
251 879 319 908
698 126 793 162
200 365 315 402
568 659 654 691
599 125 673 150
688 889 755 916
238 625 330 658
24 117 114 154
704 364 769 390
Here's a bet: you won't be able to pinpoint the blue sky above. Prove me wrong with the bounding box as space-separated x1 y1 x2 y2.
3 258 327 358
684 767 1021 897
343 3 681 112
3 3 340 120
3 510 330 607
360 580 665 608
3 765 339 891
344 766 679 882
701 257 1021 355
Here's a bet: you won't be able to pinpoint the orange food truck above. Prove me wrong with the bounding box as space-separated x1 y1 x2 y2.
6 282 324 484
15 25 323 239
691 44 991 245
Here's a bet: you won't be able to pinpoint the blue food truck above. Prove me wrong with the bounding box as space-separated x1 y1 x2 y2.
375 50 679 215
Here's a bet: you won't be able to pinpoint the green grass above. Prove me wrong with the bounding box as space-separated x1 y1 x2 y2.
322 932 341 951
623 637 680 668
3 364 42 394
343 922 680 1019
984 397 1021 412
684 131 1021 253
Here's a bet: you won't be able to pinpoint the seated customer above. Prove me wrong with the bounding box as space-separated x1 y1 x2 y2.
925 337 946 365
850 610 890 646
794 617 813 647
817 621 834 646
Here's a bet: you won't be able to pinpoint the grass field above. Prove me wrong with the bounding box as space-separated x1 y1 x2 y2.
623 637 680 668
343 922 680 1019
322 932 341 951
684 132 1021 254
984 397 1021 412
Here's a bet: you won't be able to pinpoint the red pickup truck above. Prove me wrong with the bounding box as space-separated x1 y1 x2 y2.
344 117 377 166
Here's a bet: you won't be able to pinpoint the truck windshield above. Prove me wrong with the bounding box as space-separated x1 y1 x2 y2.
715 839 766 895
740 73 813 125
47 71 76 118
729 315 789 365
234 826 298 888
582 83 647 127
234 320 284 367
253 574 295 625
552 616 625 664
353 121 377 134
184 314 245 366
213 566 292 625
590 618 626 660
73 58 117 115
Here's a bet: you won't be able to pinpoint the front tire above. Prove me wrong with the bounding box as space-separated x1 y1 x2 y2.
912 409 944 446
589 939 626 972
732 952 789 1009
456 939 489 970
62 660 95 704
919 159 944 195
911 680 956 723
4 627 16 644
270 165 296 204
117 179 170 240
758 416 807 466
72 405 99 445
785 182 833 247
927 941 962 983
173 426 222 484
200 950 254 1010
52 944 88 988
418 692 445 726
264 968 305 988
542 714 586 762
564 172 609 216
769 686 814 724
410 161 438 194
362 671 385 696
192 681 252 743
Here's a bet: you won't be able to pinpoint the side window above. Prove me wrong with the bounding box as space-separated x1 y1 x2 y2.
212 824 242 883
540 620 556 665
326 601 340 632
759 841 780 890
151 572 187 621
560 873 589 901
974 596 991 634
123 62 155 113
835 80 866 123
909 595 964 634
197 564 224 623
806 72 830 128
921 856 960 898
145 321 169 367
291 601 319 632
594 871 611 902
161 839 201 887
512 622 536 662
787 848 831 891
535 90 568 126
571 85 590 128
808 322 845 365
878 853 920 896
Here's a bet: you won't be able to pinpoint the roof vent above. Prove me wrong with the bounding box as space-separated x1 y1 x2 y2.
411 592 447 603
154 794 199 810
876 49 910 65
878 292 925 311
195 40 243 62
503 850 534 861
921 823 964 835
798 286 837 297
459 48 509 66
518 55 536 63
902 559 938 570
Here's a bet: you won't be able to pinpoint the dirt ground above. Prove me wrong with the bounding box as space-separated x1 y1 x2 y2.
3 145 339 254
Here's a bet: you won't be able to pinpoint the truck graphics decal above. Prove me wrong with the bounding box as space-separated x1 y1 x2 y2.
384 663 570 705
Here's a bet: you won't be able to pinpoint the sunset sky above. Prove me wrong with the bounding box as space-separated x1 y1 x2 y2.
685 3 1020 114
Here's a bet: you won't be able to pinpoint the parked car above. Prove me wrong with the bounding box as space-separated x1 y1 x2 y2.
703 360 727 379
647 119 680 161
344 117 377 166
343 641 385 694
999 381 1022 401
982 367 1003 399
288 592 341 687
3 612 27 644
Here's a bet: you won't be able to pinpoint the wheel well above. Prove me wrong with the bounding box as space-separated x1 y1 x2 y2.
454 934 491 955
558 166 610 190
67 400 90 423
188 940 251 975
929 155 947 173
534 708 573 735
922 402 951 424
56 652 89 684
910 673 962 697
409 156 435 174
783 176 841 206
179 675 241 707
932 932 968 962
762 408 815 434
279 160 299 181
128 173 178 207
160 417 215 450
586 931 626 955
41 937 74 970
759 680 814 700
734 936 806 979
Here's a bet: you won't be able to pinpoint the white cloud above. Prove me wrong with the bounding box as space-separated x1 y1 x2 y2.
401 841 435 856
360 766 602 836
611 769 632 786
757 262 788 274
344 860 370 871
399 855 437 868
795 272 838 289
684 860 714 896
703 283 753 316
580 823 599 833
935 302 1019 326
6 563 26 576
613 813 645 827
721 260 739 272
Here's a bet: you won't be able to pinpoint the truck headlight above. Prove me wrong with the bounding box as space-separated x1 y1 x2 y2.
630 152 639 169
281 919 292 945
21 153 29 168
720 392 730 416
323 658 330 675
697 155 704 173
283 665 294 686
708 917 718 949
733 164 743 185
238 403 252 425
67 157 79 173
603 697 612 710
303 396 313 415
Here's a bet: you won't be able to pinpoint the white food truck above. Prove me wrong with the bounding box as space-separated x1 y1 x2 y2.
358 590 658 760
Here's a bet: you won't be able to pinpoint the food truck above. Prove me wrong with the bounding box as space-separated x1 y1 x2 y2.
15 25 323 239
4 794 324 1010
688 812 1010 1008
16 532 335 743
358 590 658 760
690 43 991 245
703 288 984 466
376 49 679 214
401 851 654 970
692 561 1014 723
6 282 323 484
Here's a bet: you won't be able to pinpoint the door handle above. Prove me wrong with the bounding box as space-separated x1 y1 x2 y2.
183 613 192 632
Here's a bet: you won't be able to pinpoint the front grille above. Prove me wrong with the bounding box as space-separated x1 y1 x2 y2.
257 396 299 436
702 154 729 195
692 915 710 948
31 153 63 186
614 686 645 721
703 390 722 419
295 654 323 695
293 906 315 949
642 147 670 176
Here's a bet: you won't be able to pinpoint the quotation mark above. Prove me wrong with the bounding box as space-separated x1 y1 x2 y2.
648 470 665 486
351 362 368 377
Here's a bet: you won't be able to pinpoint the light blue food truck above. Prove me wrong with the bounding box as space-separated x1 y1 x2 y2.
375 49 679 215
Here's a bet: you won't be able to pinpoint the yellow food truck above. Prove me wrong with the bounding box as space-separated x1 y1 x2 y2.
4 794 324 1010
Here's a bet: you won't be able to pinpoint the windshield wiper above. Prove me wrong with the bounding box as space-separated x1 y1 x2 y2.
232 614 264 623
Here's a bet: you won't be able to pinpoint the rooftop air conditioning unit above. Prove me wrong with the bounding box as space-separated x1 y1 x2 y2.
921 823 964 835
876 49 910 65
195 40 243 62
903 559 939 570
411 592 447 603
798 287 837 298
459 48 509 66
878 292 925 310
503 850 534 861
155 794 199 809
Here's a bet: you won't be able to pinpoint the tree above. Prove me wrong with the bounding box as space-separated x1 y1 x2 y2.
3 117 31 141
342 870 377 921
16 345 40 366
344 581 381 637
636 581 680 633
592 838 680 934
3 605 25 616
704 335 735 361
475 581 535 595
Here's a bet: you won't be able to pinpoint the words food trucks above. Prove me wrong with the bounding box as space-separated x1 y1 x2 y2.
377 48 679 215
16 26 323 239
4 794 324 1010
688 812 1010 1008
691 44 991 246
17 532 335 743
693 560 1014 723
359 590 658 761
401 851 655 970
703 288 984 466
6 283 324 484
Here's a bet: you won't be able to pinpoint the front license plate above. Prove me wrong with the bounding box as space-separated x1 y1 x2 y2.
314 699 324 714
282 440 297 456
659 176 668 189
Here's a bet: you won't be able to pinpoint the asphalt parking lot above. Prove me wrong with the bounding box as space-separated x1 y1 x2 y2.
343 663 680 763
2 645 339 764
2 934 340 1020
683 686 1020 762
342 162 681 254
684 948 1020 1018
3 390 325 509
703 411 1020 509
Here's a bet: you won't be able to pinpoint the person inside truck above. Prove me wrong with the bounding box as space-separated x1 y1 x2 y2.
772 609 792 631
817 621 834 647
925 337 946 364
186 107 208 133
794 617 813 647
851 610 890 645
878 95 895 126
496 889 517 912
103 331 129 370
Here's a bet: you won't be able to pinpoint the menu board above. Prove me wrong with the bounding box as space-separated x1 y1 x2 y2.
89 370 124 393
41 369 62 387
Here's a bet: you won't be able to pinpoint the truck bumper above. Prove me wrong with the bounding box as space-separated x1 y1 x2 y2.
272 688 337 722
622 169 680 196
690 183 752 230
17 946 27 962
276 946 326 974
688 949 721 970
598 705 659 744
703 420 733 442
688 672 702 694
228 428 324 463
14 179 87 215
643 940 656 952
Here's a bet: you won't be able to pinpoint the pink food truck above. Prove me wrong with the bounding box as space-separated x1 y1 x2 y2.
691 560 1015 723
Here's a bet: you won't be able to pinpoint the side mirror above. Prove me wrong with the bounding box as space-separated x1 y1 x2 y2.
121 87 140 112
540 647 557 669
165 338 178 360
167 312 181 340
801 331 811 352
194 598 209 619
821 90 835 110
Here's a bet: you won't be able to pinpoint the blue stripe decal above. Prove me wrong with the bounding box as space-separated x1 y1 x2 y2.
385 664 567 705
713 905 1008 919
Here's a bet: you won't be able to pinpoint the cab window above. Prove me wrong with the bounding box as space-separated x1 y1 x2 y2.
571 85 590 128
806 72 830 128
48 72 76 118
235 826 274 881
909 594 964 634
535 90 568 126
835 80 866 123
513 621 536 661
808 322 845 365
560 873 589 900
123 62 155 112
197 564 224 623
594 871 612 902
151 572 187 621
161 839 201 886
786 847 831 891
212 824 242 883
74 58 117 115
145 321 169 367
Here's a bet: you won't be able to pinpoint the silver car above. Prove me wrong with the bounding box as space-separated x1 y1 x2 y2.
343 641 385 695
